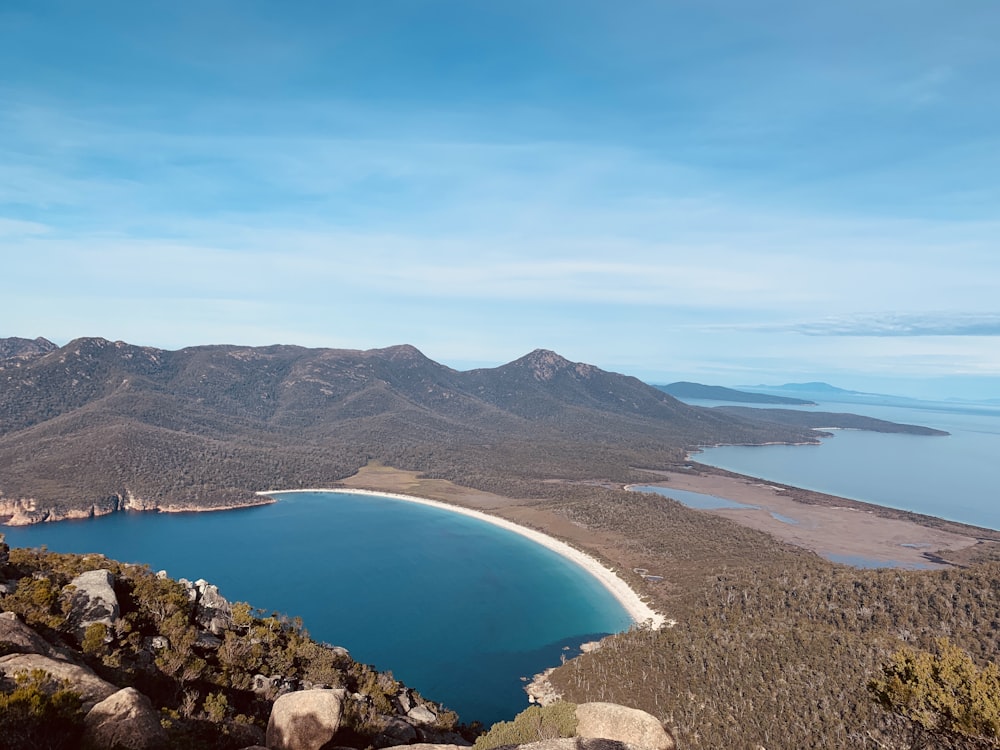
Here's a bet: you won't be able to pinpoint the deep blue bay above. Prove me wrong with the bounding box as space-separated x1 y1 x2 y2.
2 491 632 725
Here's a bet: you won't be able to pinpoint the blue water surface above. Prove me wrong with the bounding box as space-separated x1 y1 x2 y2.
691 400 1000 531
2 491 631 725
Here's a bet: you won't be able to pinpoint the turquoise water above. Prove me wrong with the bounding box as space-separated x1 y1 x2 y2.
691 400 1000 531
1 491 631 725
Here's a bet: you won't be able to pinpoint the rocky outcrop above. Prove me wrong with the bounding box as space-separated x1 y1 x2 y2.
265 688 346 750
179 577 232 635
0 496 128 526
575 702 675 750
83 687 168 750
62 569 120 641
0 612 74 660
0 653 117 711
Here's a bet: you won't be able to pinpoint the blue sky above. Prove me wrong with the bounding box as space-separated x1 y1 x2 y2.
2 1 998 399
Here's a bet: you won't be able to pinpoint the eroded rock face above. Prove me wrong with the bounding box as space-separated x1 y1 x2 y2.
0 612 73 660
265 688 346 750
575 702 675 750
179 577 233 635
62 569 120 640
83 687 168 750
0 653 117 711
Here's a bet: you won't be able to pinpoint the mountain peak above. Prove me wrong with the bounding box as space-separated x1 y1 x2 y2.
509 349 591 381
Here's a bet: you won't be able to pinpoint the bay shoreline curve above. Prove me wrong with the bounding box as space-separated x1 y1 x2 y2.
257 487 666 630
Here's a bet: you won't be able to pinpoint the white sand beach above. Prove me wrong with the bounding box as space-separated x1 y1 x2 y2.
258 487 666 629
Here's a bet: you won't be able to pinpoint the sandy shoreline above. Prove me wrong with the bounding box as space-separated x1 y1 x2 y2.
257 487 666 629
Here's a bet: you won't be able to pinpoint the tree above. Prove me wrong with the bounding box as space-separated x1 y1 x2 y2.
868 638 1000 749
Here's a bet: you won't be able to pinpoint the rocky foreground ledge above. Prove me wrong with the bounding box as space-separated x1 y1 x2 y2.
0 537 677 750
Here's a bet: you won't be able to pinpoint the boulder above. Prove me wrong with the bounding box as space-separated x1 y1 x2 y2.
521 741 630 750
0 653 117 711
0 612 73 660
194 579 232 635
83 687 167 750
575 703 675 750
374 717 419 747
265 688 346 750
408 704 438 725
62 569 119 640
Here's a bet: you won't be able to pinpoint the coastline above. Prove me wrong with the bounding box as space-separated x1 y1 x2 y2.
257 487 666 630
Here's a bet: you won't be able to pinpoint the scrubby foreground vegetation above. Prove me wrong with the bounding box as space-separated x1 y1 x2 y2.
0 538 465 749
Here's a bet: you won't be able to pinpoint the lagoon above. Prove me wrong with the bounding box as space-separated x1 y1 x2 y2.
1 490 632 725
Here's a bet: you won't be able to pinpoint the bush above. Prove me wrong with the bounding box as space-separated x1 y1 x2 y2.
473 702 578 750
0 669 84 750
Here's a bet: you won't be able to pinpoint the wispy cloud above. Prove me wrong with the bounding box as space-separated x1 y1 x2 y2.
735 313 1000 337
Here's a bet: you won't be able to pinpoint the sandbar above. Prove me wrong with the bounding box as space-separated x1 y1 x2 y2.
258 487 665 629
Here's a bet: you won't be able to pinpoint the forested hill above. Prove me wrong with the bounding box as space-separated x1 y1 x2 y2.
0 337 819 517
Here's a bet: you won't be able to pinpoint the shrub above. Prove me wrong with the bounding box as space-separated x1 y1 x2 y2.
473 702 578 750
0 669 84 750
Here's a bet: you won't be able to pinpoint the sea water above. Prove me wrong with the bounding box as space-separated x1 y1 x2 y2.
1 491 632 725
691 400 1000 531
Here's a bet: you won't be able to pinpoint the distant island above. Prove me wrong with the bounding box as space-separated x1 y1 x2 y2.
654 381 817 405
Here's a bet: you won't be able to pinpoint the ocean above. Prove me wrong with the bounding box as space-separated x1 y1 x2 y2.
688 398 1000 531
1 490 631 725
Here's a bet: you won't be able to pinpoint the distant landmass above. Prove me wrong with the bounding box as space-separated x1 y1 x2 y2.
655 382 816 405
713 406 950 436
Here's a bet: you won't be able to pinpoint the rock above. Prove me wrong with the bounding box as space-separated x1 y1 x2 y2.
374 717 419 747
62 569 119 640
83 687 167 750
0 613 73 660
266 688 346 750
575 702 675 750
0 533 8 565
0 581 15 595
194 579 232 635
407 704 438 725
522 741 631 750
0 653 117 711
195 632 223 650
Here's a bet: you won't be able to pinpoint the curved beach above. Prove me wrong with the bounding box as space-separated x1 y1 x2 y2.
259 487 666 630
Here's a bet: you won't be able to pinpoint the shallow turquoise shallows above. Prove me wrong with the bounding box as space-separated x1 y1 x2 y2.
1 491 632 725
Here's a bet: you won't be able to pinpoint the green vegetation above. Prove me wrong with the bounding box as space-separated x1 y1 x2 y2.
0 670 84 750
473 702 578 750
869 639 1000 748
539 485 1000 749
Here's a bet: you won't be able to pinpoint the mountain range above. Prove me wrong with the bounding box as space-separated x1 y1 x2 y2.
0 337 818 520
